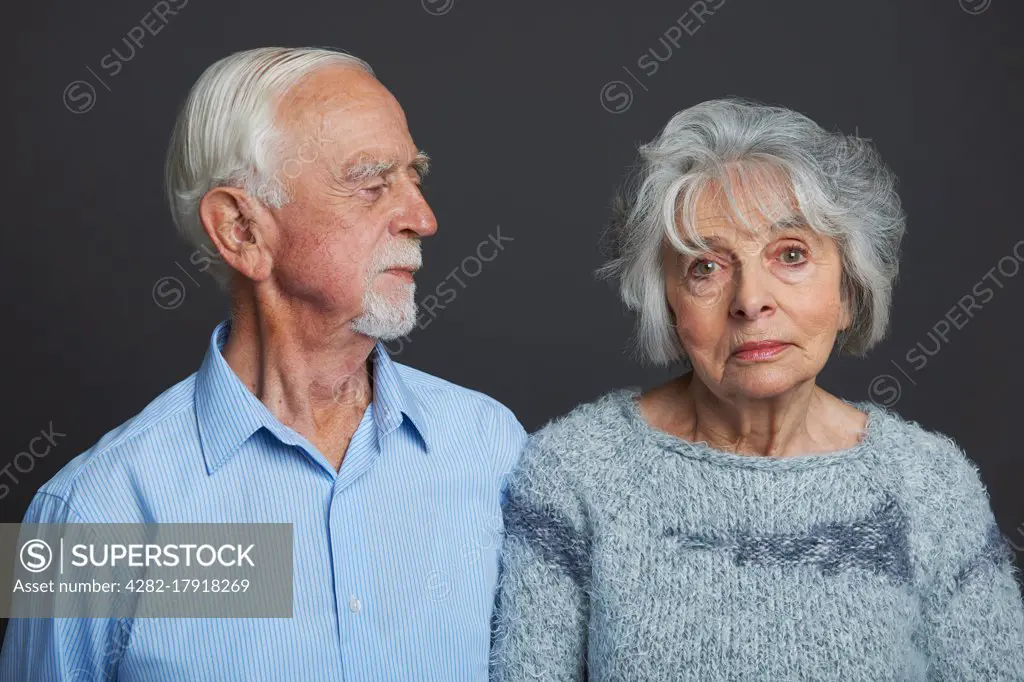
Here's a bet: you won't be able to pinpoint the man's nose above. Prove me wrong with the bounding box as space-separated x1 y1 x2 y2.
391 184 438 238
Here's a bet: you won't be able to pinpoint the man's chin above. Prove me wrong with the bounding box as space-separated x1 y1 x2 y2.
349 287 418 341
374 279 415 300
372 313 417 341
373 327 413 342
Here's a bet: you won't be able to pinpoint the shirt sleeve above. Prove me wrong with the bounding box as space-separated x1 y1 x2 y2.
490 432 590 682
915 443 1024 680
0 491 134 682
488 402 528 510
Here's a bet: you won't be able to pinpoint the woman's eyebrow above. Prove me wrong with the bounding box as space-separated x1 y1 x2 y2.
767 215 811 232
689 215 812 252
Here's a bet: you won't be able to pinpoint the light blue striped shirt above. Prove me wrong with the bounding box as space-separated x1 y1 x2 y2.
0 320 527 681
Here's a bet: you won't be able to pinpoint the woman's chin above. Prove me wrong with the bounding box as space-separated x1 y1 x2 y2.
719 365 807 399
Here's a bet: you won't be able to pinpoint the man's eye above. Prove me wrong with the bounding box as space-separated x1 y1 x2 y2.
360 184 385 198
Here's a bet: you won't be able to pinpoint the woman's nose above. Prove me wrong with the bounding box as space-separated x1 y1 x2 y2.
728 268 776 320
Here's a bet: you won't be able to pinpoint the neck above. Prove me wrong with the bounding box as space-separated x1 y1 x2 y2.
221 279 376 439
674 372 827 457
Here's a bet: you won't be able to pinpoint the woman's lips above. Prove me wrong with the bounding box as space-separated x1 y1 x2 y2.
731 342 791 361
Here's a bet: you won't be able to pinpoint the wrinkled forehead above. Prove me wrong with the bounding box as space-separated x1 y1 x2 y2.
678 162 808 244
274 66 417 167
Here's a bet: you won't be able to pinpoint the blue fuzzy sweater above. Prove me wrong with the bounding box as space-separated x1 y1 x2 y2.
489 388 1024 681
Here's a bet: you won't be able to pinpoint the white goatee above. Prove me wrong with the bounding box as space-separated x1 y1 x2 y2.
349 238 422 340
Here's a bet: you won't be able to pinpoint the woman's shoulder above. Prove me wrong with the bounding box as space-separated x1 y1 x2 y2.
865 403 986 491
531 386 640 442
519 387 641 472
503 388 640 514
871 405 1007 574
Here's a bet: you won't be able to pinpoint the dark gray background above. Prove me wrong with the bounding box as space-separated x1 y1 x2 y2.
2 0 1022 645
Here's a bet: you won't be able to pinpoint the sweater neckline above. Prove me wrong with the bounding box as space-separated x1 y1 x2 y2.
615 386 885 470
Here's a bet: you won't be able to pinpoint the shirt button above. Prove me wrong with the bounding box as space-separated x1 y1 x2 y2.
349 596 362 613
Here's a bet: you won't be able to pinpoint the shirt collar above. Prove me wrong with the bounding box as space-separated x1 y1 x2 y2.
368 339 431 454
195 320 430 475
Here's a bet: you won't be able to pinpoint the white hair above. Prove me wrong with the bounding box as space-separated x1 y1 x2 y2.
598 97 907 366
164 46 374 290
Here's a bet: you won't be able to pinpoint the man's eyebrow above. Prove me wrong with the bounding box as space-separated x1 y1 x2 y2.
410 151 430 180
343 158 395 184
341 150 431 185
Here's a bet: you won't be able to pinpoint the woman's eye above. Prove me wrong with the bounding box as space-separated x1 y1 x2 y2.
691 260 718 278
779 247 807 265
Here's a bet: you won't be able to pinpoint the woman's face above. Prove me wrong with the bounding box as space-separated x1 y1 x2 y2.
663 179 851 401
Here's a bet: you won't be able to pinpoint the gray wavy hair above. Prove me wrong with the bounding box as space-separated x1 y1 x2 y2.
597 97 906 366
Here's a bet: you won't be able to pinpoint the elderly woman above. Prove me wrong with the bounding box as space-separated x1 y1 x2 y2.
489 98 1024 681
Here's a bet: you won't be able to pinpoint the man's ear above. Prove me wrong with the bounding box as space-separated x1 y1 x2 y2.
198 186 274 282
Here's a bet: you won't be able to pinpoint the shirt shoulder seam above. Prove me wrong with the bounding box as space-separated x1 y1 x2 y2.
44 381 198 499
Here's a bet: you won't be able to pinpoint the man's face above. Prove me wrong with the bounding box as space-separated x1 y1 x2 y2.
263 66 437 339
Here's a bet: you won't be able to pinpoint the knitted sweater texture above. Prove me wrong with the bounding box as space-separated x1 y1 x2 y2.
489 387 1024 681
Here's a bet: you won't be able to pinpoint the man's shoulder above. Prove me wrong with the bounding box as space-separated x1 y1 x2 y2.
36 373 199 516
390 360 528 486
392 359 523 431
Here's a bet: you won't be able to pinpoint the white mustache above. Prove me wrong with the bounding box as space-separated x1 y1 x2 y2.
372 240 422 275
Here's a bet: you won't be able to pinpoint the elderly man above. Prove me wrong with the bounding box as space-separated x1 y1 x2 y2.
0 47 526 681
